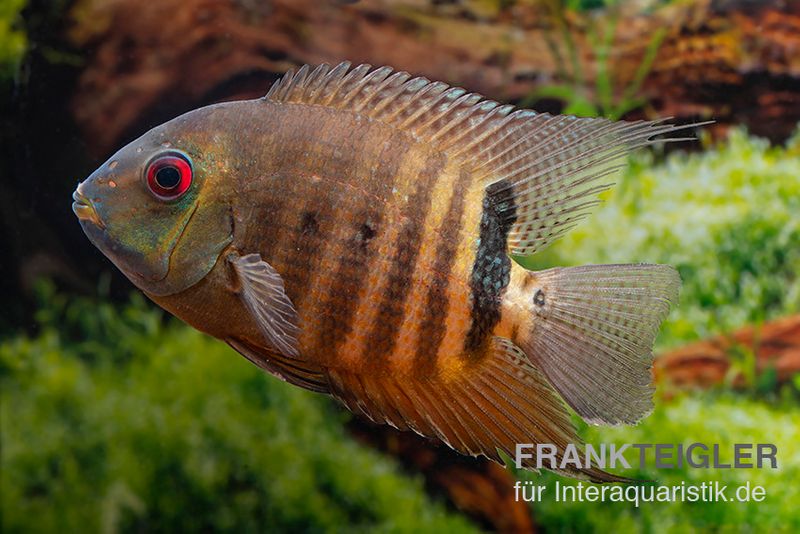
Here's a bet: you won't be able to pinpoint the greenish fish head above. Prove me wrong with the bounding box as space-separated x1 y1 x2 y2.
73 105 235 296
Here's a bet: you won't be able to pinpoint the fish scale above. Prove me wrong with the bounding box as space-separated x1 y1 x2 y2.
73 61 692 482
411 167 475 374
306 115 416 369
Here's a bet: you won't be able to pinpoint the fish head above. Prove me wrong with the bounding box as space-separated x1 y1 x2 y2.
73 104 235 296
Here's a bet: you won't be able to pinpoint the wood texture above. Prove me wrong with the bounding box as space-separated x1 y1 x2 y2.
656 315 800 389
347 417 537 533
68 0 800 156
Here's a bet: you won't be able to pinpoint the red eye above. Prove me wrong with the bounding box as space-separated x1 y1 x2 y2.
146 153 192 200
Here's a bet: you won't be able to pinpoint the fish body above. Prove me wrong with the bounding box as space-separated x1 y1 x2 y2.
139 100 491 376
73 63 683 482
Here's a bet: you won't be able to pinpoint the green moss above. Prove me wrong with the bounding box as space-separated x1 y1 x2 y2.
525 392 800 532
0 0 26 79
0 284 477 533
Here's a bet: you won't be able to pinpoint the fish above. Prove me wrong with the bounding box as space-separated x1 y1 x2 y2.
73 62 686 482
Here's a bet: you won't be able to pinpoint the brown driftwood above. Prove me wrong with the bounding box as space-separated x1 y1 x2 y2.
67 0 800 156
347 419 536 533
655 315 800 389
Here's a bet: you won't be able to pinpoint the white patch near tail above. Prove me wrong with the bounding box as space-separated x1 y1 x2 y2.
516 264 680 425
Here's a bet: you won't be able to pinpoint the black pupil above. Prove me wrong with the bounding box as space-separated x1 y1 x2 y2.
155 165 181 189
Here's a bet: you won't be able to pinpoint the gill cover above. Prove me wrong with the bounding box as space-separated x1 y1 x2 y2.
74 107 234 296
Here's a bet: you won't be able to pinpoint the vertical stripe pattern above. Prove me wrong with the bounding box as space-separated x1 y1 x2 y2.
334 141 431 367
313 208 385 357
364 153 446 358
413 167 473 371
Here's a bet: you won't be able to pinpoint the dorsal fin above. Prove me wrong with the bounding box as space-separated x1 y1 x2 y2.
265 62 703 258
264 62 518 157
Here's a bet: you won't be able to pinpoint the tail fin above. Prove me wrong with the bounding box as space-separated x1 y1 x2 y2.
514 264 680 425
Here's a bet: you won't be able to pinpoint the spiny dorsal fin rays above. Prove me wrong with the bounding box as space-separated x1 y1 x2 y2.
264 62 699 258
264 62 499 146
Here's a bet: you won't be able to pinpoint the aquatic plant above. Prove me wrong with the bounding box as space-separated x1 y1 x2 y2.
528 0 666 119
525 391 800 532
0 0 26 79
0 282 477 533
522 127 800 349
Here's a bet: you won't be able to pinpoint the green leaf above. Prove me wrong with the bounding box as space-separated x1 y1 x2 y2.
563 98 600 117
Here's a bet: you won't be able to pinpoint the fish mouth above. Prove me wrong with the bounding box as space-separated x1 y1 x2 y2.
72 188 105 229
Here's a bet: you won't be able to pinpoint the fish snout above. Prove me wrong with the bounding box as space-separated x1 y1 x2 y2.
72 184 105 229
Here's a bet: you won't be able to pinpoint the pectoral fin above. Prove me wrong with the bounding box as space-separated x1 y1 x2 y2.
229 253 301 359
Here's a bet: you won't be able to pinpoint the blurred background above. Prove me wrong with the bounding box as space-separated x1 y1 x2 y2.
2 0 800 531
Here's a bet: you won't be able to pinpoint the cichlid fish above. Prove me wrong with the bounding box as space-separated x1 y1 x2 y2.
73 62 684 482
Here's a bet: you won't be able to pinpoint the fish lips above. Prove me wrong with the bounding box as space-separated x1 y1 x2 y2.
72 189 105 230
72 184 171 285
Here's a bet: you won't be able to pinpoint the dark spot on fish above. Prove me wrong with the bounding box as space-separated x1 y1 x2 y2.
465 190 516 350
357 221 376 248
363 10 387 24
301 211 319 235
313 208 383 356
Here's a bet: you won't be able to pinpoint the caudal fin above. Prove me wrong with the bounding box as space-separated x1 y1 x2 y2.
515 264 680 425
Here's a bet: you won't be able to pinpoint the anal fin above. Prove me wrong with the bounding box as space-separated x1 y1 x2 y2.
326 337 628 482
